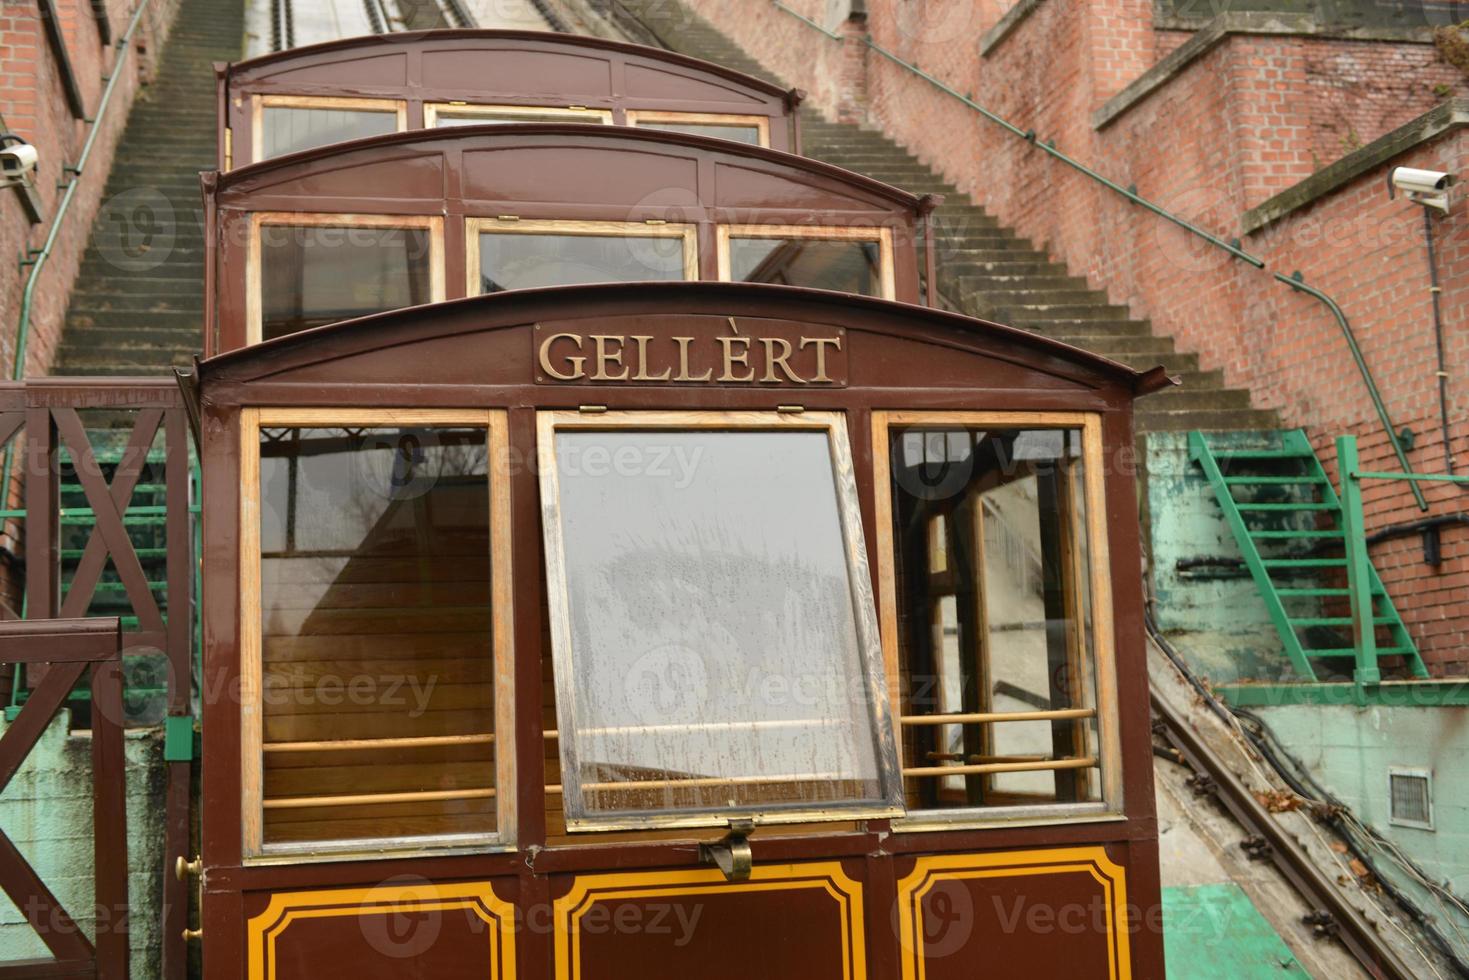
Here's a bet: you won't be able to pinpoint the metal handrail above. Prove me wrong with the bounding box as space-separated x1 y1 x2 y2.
770 0 1428 511
3 0 157 529
13 0 156 383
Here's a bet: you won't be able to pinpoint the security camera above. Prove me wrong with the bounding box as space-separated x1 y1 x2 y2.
1389 166 1455 213
0 135 38 187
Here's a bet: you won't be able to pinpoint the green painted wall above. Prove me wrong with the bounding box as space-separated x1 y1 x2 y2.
1144 432 1304 683
1163 883 1309 978
1253 700 1469 960
0 711 168 976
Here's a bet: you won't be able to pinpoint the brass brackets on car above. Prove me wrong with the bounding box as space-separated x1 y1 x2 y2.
699 818 755 882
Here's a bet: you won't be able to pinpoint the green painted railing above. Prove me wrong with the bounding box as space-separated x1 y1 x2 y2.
770 0 1428 510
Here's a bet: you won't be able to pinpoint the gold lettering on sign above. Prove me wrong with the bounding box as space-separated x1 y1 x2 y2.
535 327 844 385
800 336 841 384
539 332 586 381
630 336 672 382
590 335 629 381
760 337 804 384
673 337 714 383
717 336 755 383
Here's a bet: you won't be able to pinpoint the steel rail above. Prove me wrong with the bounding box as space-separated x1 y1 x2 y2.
1152 688 1418 980
769 0 1428 511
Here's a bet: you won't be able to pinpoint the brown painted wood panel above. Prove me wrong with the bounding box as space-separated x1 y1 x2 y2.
220 31 798 168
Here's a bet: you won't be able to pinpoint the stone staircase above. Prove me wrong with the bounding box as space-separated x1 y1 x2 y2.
616 0 1278 433
54 0 243 376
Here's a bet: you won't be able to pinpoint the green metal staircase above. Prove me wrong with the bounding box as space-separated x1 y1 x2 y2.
1188 429 1428 684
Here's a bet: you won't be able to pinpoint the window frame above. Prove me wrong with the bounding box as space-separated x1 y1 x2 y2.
870 410 1124 831
464 217 700 296
238 407 516 863
624 110 771 147
250 95 408 165
537 409 905 833
424 102 614 127
246 212 446 346
716 224 897 301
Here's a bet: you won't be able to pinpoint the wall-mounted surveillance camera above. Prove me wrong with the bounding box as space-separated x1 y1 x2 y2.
1389 166 1456 214
0 134 39 188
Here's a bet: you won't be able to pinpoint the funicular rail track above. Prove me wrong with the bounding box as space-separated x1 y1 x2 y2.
1150 687 1416 980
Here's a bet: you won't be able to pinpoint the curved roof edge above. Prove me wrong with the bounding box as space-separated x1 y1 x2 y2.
199 281 1172 395
209 122 922 210
219 28 792 101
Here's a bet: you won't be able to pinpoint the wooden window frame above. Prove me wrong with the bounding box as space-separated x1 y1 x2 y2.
424 102 613 127
239 407 516 862
246 212 446 347
250 95 408 165
624 110 771 147
871 410 1124 830
465 217 700 296
716 224 897 301
537 409 904 833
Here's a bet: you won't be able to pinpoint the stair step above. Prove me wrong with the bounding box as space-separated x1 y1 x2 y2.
1236 502 1335 511
1262 558 1346 568
1250 530 1344 539
1307 647 1414 658
1223 475 1326 485
1214 449 1314 460
1291 617 1397 627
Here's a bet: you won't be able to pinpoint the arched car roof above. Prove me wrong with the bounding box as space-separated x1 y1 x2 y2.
211 121 919 211
199 280 1173 396
221 28 792 103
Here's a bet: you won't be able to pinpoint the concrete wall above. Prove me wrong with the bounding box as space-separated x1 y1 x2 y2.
0 711 169 976
1144 431 1297 683
675 0 1469 671
1253 699 1469 943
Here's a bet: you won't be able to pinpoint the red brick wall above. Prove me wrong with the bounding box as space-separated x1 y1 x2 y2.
0 0 182 379
684 0 1469 671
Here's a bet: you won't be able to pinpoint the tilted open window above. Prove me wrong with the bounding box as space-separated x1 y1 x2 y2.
466 218 697 294
240 409 514 860
718 225 895 300
425 103 614 127
252 96 406 163
538 411 903 831
873 412 1122 827
248 213 445 345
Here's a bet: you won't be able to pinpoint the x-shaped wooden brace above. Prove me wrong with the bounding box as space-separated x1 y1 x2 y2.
0 619 126 976
53 408 167 632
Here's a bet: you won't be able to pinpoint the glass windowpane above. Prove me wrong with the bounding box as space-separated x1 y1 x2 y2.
728 236 881 296
889 426 1102 811
260 224 433 341
546 425 896 825
257 426 496 847
261 106 398 160
478 231 687 292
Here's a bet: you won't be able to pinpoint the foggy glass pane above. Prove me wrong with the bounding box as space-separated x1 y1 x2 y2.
261 107 397 160
889 426 1102 810
434 110 607 126
550 429 889 820
728 237 881 295
478 232 687 292
634 121 762 144
257 426 496 847
260 225 433 341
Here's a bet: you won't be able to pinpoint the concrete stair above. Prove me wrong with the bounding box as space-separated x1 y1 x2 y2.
54 0 244 376
616 0 1278 434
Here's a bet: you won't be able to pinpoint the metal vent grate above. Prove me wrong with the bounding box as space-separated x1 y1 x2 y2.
1389 769 1433 829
